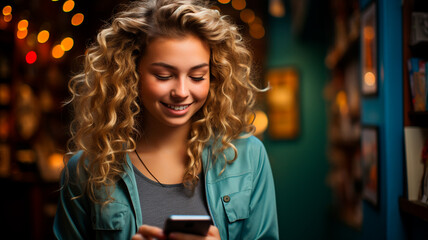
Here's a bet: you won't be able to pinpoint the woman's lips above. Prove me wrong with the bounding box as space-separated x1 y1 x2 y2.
161 102 192 111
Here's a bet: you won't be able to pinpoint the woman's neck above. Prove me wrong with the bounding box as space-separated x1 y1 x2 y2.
137 118 190 157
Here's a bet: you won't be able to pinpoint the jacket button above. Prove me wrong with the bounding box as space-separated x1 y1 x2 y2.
223 195 230 203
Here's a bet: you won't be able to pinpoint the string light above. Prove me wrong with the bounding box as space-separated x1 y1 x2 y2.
63 0 75 13
61 37 74 51
17 29 28 39
26 51 37 64
240 9 255 23
37 30 50 43
17 19 28 31
231 0 246 10
2 5 12 15
52 44 65 58
3 14 12 23
71 13 84 26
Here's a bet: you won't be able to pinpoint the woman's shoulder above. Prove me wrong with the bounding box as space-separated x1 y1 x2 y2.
234 135 266 153
63 151 87 181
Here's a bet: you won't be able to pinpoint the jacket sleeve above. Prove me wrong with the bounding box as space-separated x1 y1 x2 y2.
242 141 279 239
53 153 92 240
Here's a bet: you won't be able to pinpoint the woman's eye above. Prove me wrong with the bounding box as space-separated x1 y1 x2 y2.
190 76 205 81
154 74 172 80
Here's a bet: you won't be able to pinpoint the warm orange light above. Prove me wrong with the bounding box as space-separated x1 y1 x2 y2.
71 13 84 26
48 153 64 169
240 9 255 23
336 90 349 115
253 110 268 136
3 14 12 23
52 44 65 58
364 26 375 40
218 0 231 4
2 5 12 15
17 19 28 30
52 0 59 1
37 30 50 43
61 37 74 51
364 72 376 86
249 23 265 39
269 0 285 17
63 0 75 12
26 51 37 64
17 29 28 39
232 0 246 10
0 84 10 105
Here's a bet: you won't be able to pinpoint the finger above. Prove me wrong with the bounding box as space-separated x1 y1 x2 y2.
168 232 203 240
206 225 220 237
137 225 165 239
131 234 145 240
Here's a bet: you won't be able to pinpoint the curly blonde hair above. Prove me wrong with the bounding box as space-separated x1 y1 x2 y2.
66 0 259 203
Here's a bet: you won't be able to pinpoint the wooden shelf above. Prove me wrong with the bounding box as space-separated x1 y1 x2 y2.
399 197 428 222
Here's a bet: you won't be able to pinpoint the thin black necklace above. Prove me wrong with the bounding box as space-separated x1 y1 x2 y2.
134 150 165 187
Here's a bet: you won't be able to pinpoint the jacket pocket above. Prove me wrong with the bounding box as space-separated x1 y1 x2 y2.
221 189 251 223
91 202 129 230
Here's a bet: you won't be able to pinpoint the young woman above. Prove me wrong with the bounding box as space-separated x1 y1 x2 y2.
53 0 279 239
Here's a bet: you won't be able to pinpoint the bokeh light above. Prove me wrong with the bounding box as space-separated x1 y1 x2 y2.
71 13 84 26
17 19 29 31
4 14 12 23
26 51 37 64
2 5 12 15
52 44 65 58
249 22 265 39
17 29 28 39
37 30 50 43
253 110 268 136
364 26 375 40
63 0 75 13
48 153 64 169
269 0 286 17
61 37 74 51
218 0 231 4
232 0 246 10
240 9 255 23
364 72 376 86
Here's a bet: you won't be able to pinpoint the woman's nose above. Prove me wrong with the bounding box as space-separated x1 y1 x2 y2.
171 77 189 99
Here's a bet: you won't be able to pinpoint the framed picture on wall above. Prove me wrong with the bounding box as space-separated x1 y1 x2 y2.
266 67 299 139
361 125 380 207
360 2 378 96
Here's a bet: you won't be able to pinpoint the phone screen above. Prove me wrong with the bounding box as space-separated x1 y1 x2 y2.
163 215 211 236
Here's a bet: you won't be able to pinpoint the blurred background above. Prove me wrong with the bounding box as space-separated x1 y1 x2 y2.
1 0 428 239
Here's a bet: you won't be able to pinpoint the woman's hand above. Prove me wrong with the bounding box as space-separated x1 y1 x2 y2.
131 225 220 240
167 225 220 240
131 225 166 240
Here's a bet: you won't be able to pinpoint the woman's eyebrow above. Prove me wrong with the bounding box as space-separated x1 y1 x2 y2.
151 62 209 71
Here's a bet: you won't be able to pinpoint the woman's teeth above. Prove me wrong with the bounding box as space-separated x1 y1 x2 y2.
167 104 189 111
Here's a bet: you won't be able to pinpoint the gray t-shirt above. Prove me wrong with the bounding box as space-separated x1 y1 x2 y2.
133 165 210 228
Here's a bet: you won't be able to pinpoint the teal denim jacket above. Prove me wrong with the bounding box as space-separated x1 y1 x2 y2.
53 136 279 239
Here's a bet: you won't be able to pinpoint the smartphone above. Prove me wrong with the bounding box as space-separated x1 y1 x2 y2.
163 215 211 236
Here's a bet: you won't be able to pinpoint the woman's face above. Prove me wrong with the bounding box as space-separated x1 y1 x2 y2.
138 34 211 129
